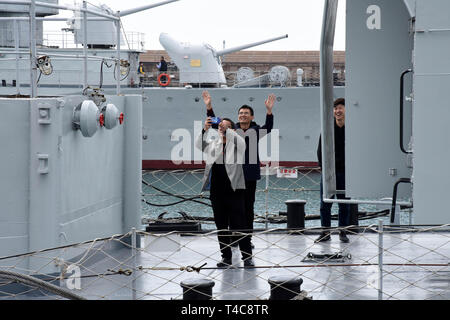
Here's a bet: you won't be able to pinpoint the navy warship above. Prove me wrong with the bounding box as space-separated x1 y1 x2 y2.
0 0 344 169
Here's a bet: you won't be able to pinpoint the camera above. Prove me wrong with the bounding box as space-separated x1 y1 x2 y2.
210 117 221 124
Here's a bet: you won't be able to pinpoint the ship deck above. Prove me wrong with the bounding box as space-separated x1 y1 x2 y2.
1 226 448 300
27 227 447 301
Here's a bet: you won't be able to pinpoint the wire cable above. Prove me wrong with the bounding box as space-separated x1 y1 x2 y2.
99 59 112 88
142 179 212 207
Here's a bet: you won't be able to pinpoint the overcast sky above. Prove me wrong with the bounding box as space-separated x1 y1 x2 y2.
54 0 346 51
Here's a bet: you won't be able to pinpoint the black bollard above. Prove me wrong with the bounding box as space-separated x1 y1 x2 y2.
285 200 306 229
268 275 303 300
180 278 215 300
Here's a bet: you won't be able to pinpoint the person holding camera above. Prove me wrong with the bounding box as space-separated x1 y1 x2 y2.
196 117 254 268
201 91 275 249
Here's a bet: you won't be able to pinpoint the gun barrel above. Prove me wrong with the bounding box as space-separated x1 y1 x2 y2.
215 34 288 56
159 33 183 54
119 0 179 17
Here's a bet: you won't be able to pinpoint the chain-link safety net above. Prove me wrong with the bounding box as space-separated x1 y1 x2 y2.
0 225 448 300
141 167 403 230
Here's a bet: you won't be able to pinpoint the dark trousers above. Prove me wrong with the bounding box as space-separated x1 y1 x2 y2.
319 171 350 228
210 189 252 260
244 180 257 239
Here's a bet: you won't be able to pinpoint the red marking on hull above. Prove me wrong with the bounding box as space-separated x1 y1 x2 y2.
142 160 319 170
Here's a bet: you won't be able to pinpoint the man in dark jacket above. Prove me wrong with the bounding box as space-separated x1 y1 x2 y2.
315 98 350 243
157 56 168 72
156 56 168 84
202 90 275 248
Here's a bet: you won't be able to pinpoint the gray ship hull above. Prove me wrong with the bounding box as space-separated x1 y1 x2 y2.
1 83 344 168
124 86 345 169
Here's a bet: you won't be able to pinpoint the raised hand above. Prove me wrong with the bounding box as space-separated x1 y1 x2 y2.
265 94 276 115
202 90 212 109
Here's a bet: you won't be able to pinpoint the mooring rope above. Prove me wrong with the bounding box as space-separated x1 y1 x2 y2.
142 179 212 207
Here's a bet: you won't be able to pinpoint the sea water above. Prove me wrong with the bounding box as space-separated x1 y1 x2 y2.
141 171 411 230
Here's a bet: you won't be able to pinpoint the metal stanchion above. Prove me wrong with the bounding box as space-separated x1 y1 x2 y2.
131 227 137 300
378 220 384 300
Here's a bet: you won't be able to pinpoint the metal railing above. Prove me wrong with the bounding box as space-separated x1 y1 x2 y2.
0 0 179 96
41 30 145 51
138 70 345 88
0 0 122 97
140 168 411 230
0 223 448 300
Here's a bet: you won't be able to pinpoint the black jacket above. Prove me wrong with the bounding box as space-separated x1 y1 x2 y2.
317 122 345 173
158 60 167 72
207 108 273 181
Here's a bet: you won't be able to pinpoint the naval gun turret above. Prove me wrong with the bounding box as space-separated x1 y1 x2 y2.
159 33 288 86
70 0 180 49
0 0 59 48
